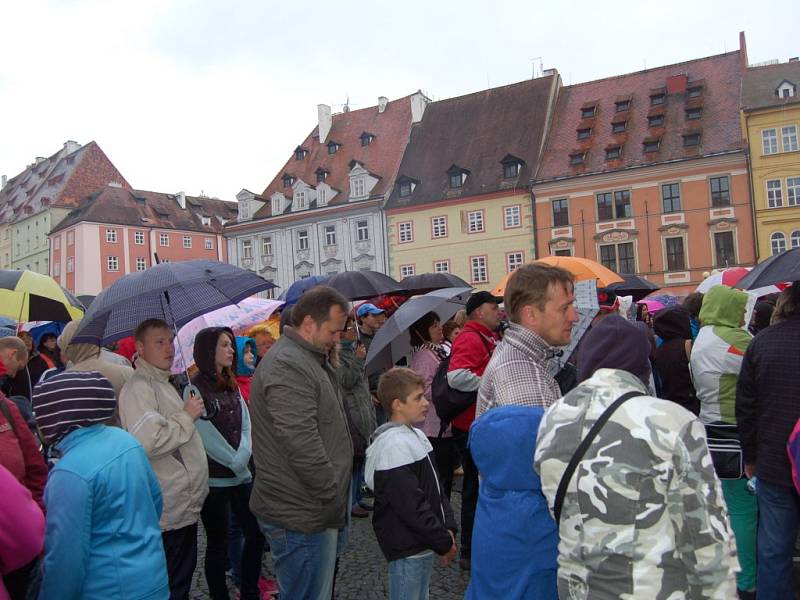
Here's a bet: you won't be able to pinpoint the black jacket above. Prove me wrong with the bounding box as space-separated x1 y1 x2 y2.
653 306 699 415
365 423 457 561
737 316 800 488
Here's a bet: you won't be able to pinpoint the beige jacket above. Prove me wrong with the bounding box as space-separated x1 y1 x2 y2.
119 358 209 531
59 320 134 397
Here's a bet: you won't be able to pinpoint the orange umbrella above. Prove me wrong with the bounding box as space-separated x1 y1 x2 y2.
490 256 624 296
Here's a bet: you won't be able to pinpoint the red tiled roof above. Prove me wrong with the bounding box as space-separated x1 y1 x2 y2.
253 95 415 219
535 51 745 183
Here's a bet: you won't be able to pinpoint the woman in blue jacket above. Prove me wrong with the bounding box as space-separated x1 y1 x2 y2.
466 405 558 600
33 370 168 600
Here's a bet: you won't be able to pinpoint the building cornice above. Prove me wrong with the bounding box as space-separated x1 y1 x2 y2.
387 186 530 216
225 198 382 235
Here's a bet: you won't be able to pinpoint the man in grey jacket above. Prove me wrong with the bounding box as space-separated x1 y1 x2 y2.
250 286 352 600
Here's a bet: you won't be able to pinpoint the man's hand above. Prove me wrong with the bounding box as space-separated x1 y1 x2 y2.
439 531 458 566
183 392 205 421
356 344 367 361
745 463 756 479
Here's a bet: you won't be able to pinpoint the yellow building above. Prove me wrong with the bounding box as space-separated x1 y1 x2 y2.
385 75 559 290
741 60 800 259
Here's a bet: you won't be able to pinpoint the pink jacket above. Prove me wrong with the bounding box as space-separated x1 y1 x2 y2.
410 347 451 438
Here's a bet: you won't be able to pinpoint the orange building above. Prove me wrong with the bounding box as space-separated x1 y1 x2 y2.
532 37 755 294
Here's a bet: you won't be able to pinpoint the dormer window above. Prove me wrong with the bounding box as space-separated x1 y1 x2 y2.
294 189 308 210
315 168 329 183
271 195 284 215
577 128 592 140
500 155 524 179
327 141 341 155
581 106 597 119
447 166 468 189
776 80 797 98
569 152 586 166
612 121 626 134
360 132 375 147
282 174 295 188
683 133 701 147
686 107 703 120
201 215 211 226
688 86 703 98
294 146 308 160
650 93 666 106
351 177 366 198
615 100 630 112
643 138 661 153
605 146 621 160
396 176 417 199
648 114 664 128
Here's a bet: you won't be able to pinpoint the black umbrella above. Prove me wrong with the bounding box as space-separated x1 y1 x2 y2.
735 248 800 290
604 274 660 302
400 273 471 295
71 260 277 345
326 270 403 301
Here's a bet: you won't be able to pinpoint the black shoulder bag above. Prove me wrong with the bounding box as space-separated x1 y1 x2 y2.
553 390 641 522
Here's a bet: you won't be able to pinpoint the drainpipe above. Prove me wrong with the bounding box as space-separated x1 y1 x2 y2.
580 209 587 257
530 190 540 259
644 199 653 273
744 113 759 263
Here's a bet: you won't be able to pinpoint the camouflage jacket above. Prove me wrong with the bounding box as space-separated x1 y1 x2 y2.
534 368 738 600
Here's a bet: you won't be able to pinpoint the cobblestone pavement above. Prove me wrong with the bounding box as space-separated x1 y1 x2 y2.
190 477 470 599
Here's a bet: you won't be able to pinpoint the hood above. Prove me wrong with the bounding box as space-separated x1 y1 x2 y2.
577 315 651 386
699 285 749 329
58 319 101 365
654 306 692 341
749 301 775 335
365 423 432 491
469 405 545 491
192 327 236 379
235 336 257 376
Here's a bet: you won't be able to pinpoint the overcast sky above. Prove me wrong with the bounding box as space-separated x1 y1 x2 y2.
1 0 796 201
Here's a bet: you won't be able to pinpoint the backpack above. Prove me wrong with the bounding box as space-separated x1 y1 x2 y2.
788 416 800 495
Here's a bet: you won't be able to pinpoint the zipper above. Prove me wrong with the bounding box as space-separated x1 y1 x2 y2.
425 452 446 523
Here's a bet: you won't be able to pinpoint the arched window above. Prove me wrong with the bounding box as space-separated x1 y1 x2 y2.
771 231 786 256
791 230 800 249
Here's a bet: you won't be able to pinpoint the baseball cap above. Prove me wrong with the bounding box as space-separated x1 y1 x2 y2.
466 291 502 315
356 303 385 318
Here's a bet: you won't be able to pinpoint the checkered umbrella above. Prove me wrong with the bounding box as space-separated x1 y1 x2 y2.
71 260 277 345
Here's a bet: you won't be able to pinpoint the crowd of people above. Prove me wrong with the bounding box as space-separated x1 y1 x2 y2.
0 264 799 600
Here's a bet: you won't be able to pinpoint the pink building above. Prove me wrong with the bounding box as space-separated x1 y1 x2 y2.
50 186 237 295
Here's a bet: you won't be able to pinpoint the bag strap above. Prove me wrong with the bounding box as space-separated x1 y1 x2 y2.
553 390 641 522
0 398 19 438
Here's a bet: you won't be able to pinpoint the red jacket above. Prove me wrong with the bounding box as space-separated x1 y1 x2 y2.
0 395 47 511
236 375 252 405
446 321 499 431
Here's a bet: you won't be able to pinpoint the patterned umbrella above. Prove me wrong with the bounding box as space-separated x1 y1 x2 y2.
0 269 84 323
695 267 751 293
71 260 277 345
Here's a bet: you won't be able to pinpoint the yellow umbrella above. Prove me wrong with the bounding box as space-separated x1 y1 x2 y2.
0 269 84 323
491 256 624 297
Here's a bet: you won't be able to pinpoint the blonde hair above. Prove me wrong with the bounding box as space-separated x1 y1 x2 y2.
248 324 273 338
453 310 468 328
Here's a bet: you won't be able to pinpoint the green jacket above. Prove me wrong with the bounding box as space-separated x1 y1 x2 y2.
336 342 377 458
249 328 353 533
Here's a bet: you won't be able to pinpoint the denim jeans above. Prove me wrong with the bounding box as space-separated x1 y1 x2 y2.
388 552 435 600
259 522 338 600
757 479 800 600
453 427 478 558
351 459 366 508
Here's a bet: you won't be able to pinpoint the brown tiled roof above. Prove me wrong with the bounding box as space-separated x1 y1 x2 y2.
51 186 237 234
536 51 745 183
253 95 415 219
741 61 800 111
0 141 130 224
386 75 557 209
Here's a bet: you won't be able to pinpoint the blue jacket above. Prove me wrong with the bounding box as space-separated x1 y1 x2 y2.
466 406 558 600
39 425 168 600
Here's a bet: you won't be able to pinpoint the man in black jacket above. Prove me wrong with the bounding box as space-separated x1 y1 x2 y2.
736 284 800 600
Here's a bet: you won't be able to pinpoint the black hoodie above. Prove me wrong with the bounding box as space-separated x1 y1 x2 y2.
653 306 699 415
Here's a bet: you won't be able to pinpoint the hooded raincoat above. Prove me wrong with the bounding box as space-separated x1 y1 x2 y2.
653 306 698 415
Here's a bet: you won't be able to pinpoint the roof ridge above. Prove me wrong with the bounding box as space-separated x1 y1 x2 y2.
428 74 556 106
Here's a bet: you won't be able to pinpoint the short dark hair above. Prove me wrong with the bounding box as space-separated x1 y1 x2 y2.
409 312 440 346
134 318 171 342
504 263 574 323
377 367 424 414
683 292 704 318
773 285 800 324
291 285 349 328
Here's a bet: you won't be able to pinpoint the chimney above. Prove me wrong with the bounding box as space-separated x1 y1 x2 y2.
667 74 688 94
63 140 81 155
176 191 186 210
378 96 389 113
318 104 332 144
410 91 430 124
739 31 748 72
1 175 6 189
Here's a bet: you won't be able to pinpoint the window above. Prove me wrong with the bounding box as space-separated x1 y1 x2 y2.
400 265 416 278
160 233 169 246
399 181 413 198
271 196 283 215
204 238 214 250
295 190 307 210
282 174 293 188
554 249 572 256
242 239 253 259
605 146 621 160
471 256 488 283
360 133 374 147
351 177 365 198
54 236 60 250
316 169 328 183
67 257 74 273
599 242 635 274
710 176 730 207
201 216 211 226
134 231 145 245
53 262 60 276
771 232 786 256
792 230 800 249
433 260 450 273
597 192 613 221
552 199 569 226
467 210 485 233
503 162 520 179
506 252 524 273
106 229 117 243
615 190 631 218
762 129 779 155
688 86 703 98
136 257 147 271
67 231 74 246
297 230 309 250
686 107 702 120
504 205 521 229
597 190 631 221
581 106 596 118
356 220 370 242
295 147 306 160
787 177 800 206
432 216 447 238
263 282 276 300
183 235 192 249
449 172 463 189
576 128 591 140
782 126 799 152
650 93 665 106
643 139 660 152
398 222 413 243
238 200 250 221
324 225 337 246
714 231 736 267
318 188 327 205
615 100 630 112
107 256 119 271
569 152 586 165
611 121 626 134
327 142 339 155
261 236 272 255
648 115 664 127
665 237 686 271
767 179 783 208
683 133 701 147
662 183 681 213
